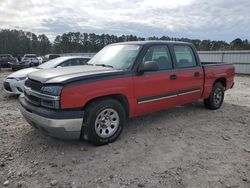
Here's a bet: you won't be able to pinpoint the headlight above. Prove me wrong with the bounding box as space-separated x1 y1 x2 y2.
40 86 63 109
41 86 63 96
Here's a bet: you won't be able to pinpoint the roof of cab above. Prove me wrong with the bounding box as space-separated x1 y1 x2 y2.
111 40 192 45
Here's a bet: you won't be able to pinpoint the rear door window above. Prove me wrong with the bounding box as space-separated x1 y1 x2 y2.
69 59 80 66
59 59 71 67
76 58 88 65
59 58 88 67
173 45 197 68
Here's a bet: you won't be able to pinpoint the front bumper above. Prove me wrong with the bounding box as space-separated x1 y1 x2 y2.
19 95 83 140
4 78 25 94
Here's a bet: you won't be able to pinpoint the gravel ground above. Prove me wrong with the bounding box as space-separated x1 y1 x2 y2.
0 68 249 188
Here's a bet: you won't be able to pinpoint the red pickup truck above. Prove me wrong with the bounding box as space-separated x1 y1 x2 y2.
19 41 235 145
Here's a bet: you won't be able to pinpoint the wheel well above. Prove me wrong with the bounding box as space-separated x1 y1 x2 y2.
214 77 227 88
83 94 130 116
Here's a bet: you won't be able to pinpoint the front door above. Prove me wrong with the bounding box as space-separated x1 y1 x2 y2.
133 45 181 116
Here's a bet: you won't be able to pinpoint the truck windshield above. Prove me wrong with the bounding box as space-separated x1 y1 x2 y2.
88 44 141 70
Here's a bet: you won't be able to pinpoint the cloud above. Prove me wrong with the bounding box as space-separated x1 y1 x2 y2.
0 0 249 41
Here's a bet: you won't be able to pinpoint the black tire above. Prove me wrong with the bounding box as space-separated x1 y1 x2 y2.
82 98 126 146
204 82 224 110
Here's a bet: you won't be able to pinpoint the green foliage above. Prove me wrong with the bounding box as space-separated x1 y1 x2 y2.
52 33 145 53
1 29 250 56
0 29 51 56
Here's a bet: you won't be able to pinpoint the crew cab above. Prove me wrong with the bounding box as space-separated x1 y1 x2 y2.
19 41 235 145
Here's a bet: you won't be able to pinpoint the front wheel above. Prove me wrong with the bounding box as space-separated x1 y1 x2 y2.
204 82 224 110
82 98 126 146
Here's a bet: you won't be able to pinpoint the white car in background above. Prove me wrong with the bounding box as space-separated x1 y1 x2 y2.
3 56 91 94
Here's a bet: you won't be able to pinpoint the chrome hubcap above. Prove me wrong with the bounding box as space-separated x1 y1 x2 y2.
213 88 222 105
95 108 119 138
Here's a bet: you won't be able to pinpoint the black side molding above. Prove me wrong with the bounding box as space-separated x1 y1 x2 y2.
137 87 201 104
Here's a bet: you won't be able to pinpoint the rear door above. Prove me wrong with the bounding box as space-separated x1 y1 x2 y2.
171 44 204 104
133 45 181 116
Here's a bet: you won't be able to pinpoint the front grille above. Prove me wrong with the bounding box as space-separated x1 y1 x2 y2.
25 79 43 92
23 80 60 109
3 82 12 92
24 91 41 106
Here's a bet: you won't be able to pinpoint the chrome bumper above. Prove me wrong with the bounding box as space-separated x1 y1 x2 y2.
19 95 83 140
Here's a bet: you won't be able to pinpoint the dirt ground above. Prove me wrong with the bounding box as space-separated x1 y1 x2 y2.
0 68 249 188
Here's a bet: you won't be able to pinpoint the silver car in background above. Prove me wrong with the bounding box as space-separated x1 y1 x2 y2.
8 54 39 70
3 56 91 94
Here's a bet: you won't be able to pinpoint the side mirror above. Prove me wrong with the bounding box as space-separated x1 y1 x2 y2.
138 61 159 74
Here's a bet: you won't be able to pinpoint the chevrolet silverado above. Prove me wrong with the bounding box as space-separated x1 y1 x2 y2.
19 41 235 145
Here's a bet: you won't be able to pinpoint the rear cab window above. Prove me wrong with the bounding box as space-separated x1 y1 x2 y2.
173 45 197 68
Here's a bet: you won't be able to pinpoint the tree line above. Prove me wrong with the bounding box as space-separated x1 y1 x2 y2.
1 29 250 56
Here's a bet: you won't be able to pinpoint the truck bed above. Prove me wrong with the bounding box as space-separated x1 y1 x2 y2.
201 62 235 99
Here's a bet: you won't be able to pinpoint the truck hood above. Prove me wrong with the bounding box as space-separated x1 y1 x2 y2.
28 65 124 84
7 67 38 78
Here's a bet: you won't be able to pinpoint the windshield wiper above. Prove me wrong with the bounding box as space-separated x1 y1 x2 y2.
94 64 113 68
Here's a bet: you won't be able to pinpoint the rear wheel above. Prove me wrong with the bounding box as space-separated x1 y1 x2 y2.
82 98 126 146
204 82 224 110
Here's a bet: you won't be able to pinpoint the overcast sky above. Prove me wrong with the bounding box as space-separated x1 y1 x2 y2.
0 0 250 41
